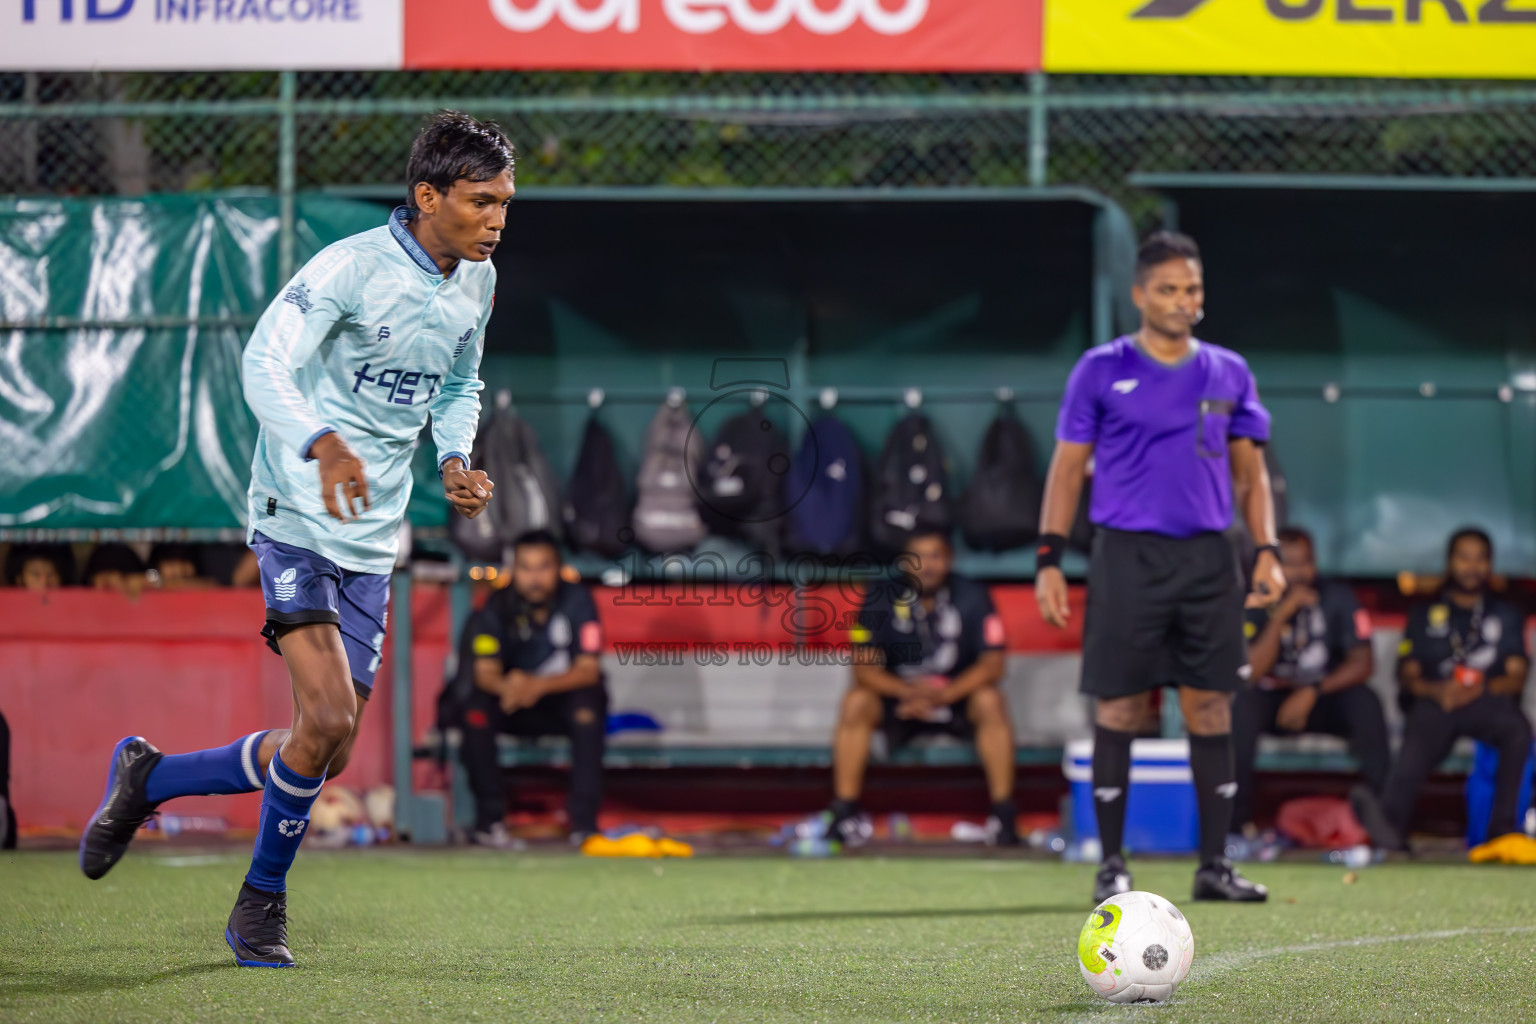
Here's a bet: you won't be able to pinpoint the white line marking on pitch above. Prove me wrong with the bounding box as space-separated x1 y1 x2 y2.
1191 924 1536 979
1052 925 1536 1021
151 854 237 868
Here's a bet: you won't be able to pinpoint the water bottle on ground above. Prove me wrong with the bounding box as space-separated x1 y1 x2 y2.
787 837 842 858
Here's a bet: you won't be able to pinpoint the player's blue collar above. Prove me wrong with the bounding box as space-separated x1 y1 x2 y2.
389 207 449 277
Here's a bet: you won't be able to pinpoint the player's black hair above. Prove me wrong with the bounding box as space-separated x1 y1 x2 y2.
1135 230 1201 284
904 524 954 551
404 111 515 216
148 543 200 573
5 543 74 586
512 529 561 558
1446 527 1493 564
1277 526 1314 555
83 542 145 583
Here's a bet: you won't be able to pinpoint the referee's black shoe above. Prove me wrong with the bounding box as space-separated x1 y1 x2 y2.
225 882 296 968
79 736 163 880
1092 853 1133 903
1192 858 1268 902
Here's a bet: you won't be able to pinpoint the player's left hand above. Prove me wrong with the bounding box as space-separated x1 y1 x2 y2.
1276 686 1317 732
928 682 963 706
442 460 494 519
894 684 939 720
501 670 545 712
1246 547 1286 609
1442 670 1485 712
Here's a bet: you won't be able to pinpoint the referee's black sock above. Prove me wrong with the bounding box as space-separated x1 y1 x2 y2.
1189 732 1237 866
1091 725 1134 861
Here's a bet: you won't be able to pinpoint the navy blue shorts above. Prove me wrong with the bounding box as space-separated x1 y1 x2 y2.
251 531 390 699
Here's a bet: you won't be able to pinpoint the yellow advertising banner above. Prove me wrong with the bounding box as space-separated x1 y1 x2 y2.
1045 0 1536 78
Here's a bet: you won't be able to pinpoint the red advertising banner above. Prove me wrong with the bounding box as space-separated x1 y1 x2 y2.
404 0 1042 72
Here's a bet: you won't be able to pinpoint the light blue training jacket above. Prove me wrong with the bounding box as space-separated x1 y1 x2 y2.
242 207 492 572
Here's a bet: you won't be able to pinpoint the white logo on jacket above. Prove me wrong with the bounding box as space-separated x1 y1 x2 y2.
1112 379 1140 395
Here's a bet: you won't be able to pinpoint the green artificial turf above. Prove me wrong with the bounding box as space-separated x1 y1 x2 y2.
3 849 1534 1023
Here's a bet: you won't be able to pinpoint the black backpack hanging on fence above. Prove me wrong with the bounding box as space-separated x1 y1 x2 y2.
449 401 562 564
700 407 791 548
632 398 707 554
868 412 954 554
784 413 865 557
564 414 631 559
960 409 1043 552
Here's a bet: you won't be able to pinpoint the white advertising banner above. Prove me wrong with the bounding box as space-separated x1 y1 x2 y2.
0 0 403 70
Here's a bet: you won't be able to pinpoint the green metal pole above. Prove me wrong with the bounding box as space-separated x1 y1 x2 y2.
390 570 414 837
390 567 447 843
447 561 477 835
278 71 297 286
1028 73 1048 188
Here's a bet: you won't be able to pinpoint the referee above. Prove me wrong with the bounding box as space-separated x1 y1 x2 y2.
1035 231 1282 904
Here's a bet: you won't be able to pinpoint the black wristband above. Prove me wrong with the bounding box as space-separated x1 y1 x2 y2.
1256 543 1281 562
1035 533 1067 572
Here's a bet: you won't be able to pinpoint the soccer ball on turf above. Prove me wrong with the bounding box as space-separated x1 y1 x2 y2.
1076 890 1194 1004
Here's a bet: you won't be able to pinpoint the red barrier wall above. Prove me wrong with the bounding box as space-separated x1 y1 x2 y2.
0 588 450 832
591 583 1089 651
2 581 1391 833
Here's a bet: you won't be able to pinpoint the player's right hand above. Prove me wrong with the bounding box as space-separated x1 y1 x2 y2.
1276 584 1317 620
1035 566 1071 628
895 687 938 720
311 432 371 523
443 461 495 520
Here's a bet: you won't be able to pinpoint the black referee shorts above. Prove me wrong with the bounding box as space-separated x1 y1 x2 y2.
1080 528 1248 699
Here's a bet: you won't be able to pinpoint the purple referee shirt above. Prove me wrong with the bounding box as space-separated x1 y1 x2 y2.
1056 336 1270 538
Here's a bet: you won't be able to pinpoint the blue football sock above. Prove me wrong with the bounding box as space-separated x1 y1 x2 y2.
245 750 325 894
144 731 270 804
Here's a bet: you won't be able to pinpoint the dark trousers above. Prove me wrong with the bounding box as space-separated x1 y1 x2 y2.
1232 684 1391 829
460 685 608 834
0 709 14 849
1384 694 1533 839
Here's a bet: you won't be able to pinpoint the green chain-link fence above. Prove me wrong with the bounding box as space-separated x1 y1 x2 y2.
4 69 1536 542
4 71 1536 228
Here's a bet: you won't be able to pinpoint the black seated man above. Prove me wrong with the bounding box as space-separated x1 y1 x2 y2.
823 527 1018 847
1233 526 1387 835
456 530 608 847
1353 528 1533 851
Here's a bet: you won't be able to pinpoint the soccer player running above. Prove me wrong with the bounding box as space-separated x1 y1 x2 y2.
78 112 512 966
1035 231 1284 904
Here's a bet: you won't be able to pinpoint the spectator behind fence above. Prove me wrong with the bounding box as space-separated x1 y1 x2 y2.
6 543 73 591
1232 527 1388 835
1353 528 1534 851
450 530 607 849
83 543 146 595
230 548 262 588
146 543 219 589
821 527 1018 847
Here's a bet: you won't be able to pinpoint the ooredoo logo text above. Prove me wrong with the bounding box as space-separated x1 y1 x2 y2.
489 0 930 35
1132 0 1534 22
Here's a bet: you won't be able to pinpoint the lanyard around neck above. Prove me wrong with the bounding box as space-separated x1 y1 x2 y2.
1446 595 1485 664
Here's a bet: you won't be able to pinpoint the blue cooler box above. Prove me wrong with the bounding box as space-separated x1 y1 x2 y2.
1064 738 1199 854
1465 740 1535 847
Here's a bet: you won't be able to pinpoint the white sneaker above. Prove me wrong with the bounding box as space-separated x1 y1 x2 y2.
471 822 527 851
